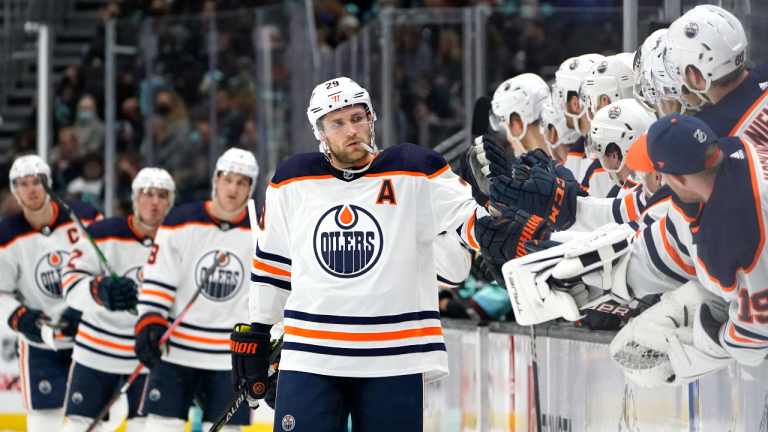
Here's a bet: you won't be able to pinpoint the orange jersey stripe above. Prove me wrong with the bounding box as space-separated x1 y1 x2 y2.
466 213 480 249
271 175 335 189
171 331 230 345
77 330 134 351
284 325 443 342
624 193 639 222
728 324 768 345
252 258 291 278
658 217 696 276
62 274 80 289
729 91 768 137
140 289 175 302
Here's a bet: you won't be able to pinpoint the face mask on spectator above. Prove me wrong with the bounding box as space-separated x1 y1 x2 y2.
155 104 171 116
78 109 94 122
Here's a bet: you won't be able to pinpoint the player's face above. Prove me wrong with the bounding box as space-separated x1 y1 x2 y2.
14 175 47 211
320 105 372 167
135 187 171 227
214 172 251 212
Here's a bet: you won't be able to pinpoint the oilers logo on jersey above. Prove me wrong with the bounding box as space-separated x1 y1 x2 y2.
34 251 69 297
313 204 383 278
121 266 144 285
195 250 244 301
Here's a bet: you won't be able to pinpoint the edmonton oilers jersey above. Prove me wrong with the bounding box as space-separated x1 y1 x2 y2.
136 201 252 370
696 61 768 142
0 201 101 350
62 216 155 374
250 143 483 383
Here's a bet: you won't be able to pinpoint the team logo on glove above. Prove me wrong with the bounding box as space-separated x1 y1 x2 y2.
253 382 265 395
314 205 383 278
34 251 69 298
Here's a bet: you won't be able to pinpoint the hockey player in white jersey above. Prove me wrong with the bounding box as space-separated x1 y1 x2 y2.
551 53 605 180
489 73 551 157
579 54 636 198
135 148 257 432
231 77 484 432
59 168 175 432
0 155 101 431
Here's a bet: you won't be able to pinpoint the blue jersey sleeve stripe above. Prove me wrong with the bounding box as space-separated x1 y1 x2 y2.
251 273 292 291
80 320 135 340
437 274 464 287
733 323 768 342
664 217 690 257
176 321 232 333
643 227 689 284
143 279 177 292
642 215 655 228
168 341 231 354
284 310 441 325
74 341 137 360
137 300 170 312
627 221 640 232
283 341 447 357
256 242 292 266
612 199 624 223
724 340 768 350
635 187 647 214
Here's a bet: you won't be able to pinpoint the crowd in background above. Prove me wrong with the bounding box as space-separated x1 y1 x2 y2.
0 0 622 219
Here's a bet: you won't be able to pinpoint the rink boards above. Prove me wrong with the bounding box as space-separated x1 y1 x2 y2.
3 321 768 431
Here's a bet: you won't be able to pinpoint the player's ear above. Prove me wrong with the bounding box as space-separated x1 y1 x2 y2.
512 119 525 135
600 95 611 108
684 66 706 92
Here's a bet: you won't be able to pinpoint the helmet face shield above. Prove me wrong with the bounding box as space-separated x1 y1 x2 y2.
318 106 374 140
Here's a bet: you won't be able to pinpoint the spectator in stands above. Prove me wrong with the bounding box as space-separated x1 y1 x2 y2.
239 119 258 150
154 90 190 151
53 67 85 133
118 97 144 153
67 153 105 212
73 95 105 155
50 128 84 195
147 116 188 179
215 87 246 147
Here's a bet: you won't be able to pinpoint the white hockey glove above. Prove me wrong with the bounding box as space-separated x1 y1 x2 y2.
501 223 636 325
467 135 510 195
610 281 731 387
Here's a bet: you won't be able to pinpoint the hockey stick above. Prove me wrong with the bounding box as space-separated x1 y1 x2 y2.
529 325 543 432
85 253 226 432
208 338 284 432
42 182 121 282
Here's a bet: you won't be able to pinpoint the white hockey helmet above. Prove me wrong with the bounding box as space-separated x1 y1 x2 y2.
664 5 748 94
131 167 175 226
490 73 550 143
633 29 667 112
10 154 52 194
587 99 657 185
553 53 606 123
211 148 259 200
539 98 581 154
581 54 635 116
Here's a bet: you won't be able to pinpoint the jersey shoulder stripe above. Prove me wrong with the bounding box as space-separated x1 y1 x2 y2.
270 152 330 187
607 184 621 198
696 61 768 138
581 159 604 189
88 216 138 242
642 226 690 284
161 201 249 229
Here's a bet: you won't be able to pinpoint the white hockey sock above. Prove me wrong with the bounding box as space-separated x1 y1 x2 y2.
143 414 186 432
27 408 64 432
202 422 242 432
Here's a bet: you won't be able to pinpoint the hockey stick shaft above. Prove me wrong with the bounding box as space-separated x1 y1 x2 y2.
42 182 120 281
86 254 225 432
208 339 284 432
530 325 543 432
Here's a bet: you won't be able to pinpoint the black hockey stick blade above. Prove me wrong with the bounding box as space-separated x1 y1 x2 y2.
208 338 284 432
471 96 493 137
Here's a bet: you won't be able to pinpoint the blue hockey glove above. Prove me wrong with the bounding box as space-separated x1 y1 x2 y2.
91 275 138 311
134 313 169 368
7 306 47 343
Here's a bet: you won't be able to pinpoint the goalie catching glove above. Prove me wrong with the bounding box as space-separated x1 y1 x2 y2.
476 203 552 288
230 323 280 409
610 281 732 387
500 223 636 325
490 164 587 232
